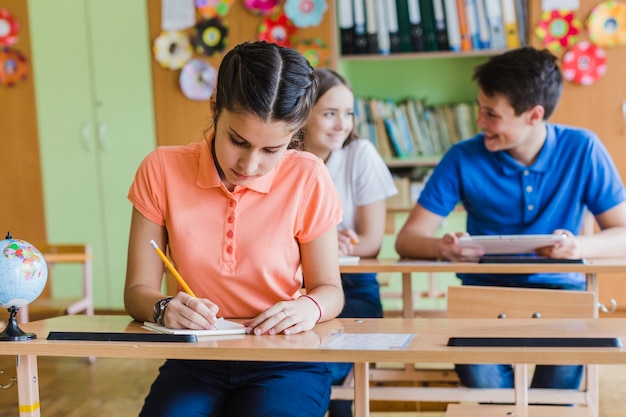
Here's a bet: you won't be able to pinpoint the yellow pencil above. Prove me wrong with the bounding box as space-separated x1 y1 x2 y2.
149 240 196 297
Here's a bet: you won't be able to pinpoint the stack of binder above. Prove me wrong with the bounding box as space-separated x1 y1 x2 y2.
337 0 527 56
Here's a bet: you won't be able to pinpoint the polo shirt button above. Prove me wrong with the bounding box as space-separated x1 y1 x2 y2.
528 204 535 211
229 200 236 208
523 170 530 176
226 230 233 238
226 246 233 254
526 185 533 193
227 215 234 223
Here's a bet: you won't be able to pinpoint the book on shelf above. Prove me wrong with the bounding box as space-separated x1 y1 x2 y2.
337 0 355 54
464 0 481 50
384 0 402 53
443 0 462 51
501 0 521 48
407 0 426 51
395 0 415 52
374 0 392 54
364 0 380 53
432 0 450 50
419 0 439 51
475 0 492 49
353 0 369 53
456 0 473 51
483 0 507 50
514 0 528 46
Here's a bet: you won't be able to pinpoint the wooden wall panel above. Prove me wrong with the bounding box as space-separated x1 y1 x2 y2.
529 1 626 310
0 0 46 244
147 1 337 147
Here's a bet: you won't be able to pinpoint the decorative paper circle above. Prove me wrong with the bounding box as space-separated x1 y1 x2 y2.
258 13 297 47
586 0 626 48
562 41 607 86
0 8 19 46
191 18 228 56
195 0 234 19
244 0 281 16
294 38 330 67
0 47 28 86
284 0 328 28
153 31 193 70
534 10 581 51
179 58 217 101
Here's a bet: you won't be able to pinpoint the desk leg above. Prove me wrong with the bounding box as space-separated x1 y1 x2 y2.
353 362 369 417
16 355 41 417
402 272 413 318
513 363 528 417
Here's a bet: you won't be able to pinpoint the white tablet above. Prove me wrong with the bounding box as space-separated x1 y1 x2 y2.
457 234 567 255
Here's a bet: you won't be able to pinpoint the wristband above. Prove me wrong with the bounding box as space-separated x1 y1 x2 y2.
301 294 322 323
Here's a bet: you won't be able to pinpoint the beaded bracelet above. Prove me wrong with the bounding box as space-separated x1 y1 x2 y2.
301 294 322 323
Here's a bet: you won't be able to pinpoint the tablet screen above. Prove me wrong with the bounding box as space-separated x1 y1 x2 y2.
457 234 566 255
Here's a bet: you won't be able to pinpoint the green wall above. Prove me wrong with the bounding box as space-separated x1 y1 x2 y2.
338 56 487 104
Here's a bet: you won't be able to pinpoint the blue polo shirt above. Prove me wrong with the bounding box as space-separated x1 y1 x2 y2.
418 123 626 288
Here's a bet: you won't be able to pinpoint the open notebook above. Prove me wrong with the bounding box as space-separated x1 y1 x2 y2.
143 318 246 336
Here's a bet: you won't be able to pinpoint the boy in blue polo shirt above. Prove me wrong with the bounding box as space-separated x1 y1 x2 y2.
395 46 626 389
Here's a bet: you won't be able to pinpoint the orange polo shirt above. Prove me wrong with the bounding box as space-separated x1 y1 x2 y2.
128 138 342 318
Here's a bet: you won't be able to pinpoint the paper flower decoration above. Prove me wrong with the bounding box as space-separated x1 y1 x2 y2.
179 59 217 101
191 18 229 56
586 0 626 48
534 9 581 51
258 12 297 47
195 0 234 19
284 0 328 28
294 38 330 67
0 47 28 86
562 41 607 86
153 31 193 70
0 8 19 46
244 0 281 16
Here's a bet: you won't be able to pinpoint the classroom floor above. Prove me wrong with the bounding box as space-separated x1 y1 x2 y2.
0 355 625 417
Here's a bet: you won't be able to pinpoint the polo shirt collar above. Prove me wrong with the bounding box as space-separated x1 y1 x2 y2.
498 124 556 176
196 134 276 194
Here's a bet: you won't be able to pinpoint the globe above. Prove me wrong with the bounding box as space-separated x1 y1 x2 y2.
0 235 48 340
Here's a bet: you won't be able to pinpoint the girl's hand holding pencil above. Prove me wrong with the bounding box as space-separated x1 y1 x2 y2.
150 240 221 330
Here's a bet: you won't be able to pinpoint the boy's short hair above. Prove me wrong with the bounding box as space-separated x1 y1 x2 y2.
472 47 563 119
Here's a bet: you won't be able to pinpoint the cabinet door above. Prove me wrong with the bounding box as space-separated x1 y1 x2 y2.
29 0 107 304
87 0 156 309
29 0 155 309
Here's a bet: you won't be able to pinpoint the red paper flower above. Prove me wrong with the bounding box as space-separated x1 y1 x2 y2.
258 13 297 48
535 10 581 51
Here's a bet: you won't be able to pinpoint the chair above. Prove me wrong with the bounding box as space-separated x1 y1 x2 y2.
14 244 94 323
445 285 597 417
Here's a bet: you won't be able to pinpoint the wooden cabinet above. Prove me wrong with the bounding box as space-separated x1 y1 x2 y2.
28 0 156 309
0 0 46 244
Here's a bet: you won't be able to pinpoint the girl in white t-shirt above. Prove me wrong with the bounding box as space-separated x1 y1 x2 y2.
302 68 398 417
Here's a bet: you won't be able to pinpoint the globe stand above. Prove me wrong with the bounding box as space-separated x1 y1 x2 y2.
0 306 36 341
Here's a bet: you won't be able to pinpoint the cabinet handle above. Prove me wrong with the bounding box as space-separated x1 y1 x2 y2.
82 123 92 151
97 122 108 151
622 101 626 135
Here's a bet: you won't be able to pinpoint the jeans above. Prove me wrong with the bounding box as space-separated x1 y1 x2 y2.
139 359 331 417
455 364 584 390
328 273 383 417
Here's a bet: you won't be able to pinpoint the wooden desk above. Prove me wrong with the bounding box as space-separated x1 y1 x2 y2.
2 315 626 417
339 258 626 318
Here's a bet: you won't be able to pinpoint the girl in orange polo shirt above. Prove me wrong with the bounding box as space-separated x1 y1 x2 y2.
125 41 344 417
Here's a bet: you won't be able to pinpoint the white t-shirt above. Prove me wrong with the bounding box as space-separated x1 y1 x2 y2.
325 139 398 231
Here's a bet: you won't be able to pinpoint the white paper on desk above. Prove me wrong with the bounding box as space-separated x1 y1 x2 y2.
321 333 415 350
142 318 246 336
339 256 360 265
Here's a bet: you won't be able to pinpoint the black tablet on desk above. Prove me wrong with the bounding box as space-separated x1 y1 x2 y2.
47 331 197 343
447 337 622 347
478 255 585 264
